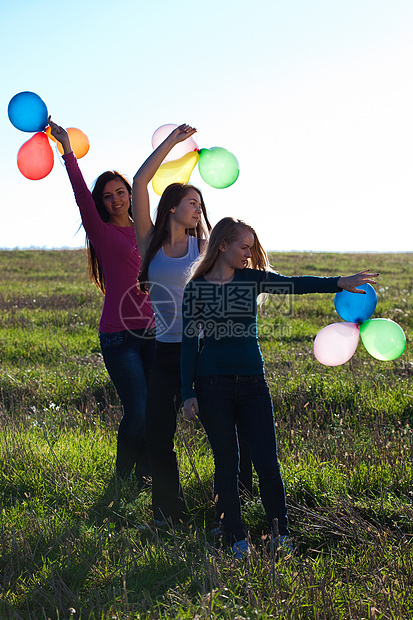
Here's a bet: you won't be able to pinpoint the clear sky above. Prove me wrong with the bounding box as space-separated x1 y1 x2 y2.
1 0 412 252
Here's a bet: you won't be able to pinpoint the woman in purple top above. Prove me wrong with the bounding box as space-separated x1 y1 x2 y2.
49 118 155 487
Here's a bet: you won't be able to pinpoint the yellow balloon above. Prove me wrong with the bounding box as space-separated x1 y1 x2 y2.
152 151 199 196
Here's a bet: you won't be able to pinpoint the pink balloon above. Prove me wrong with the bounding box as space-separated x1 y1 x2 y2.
152 124 198 162
314 322 360 366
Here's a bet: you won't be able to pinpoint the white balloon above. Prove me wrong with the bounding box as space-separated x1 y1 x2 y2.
314 322 360 366
152 124 198 162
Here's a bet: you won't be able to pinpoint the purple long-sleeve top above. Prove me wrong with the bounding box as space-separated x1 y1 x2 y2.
62 152 154 333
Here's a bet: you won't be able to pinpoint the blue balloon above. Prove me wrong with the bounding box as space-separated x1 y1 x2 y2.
8 91 48 132
334 283 377 324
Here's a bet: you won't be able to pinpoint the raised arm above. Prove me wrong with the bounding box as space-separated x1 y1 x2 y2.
48 117 106 237
48 116 72 154
132 124 197 256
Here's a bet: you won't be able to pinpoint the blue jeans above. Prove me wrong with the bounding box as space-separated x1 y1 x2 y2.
99 328 155 483
195 374 289 544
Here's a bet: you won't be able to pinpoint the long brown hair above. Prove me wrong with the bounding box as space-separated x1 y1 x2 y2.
190 217 270 280
139 183 211 292
87 171 132 293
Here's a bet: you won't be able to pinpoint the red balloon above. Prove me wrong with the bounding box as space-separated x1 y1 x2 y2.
17 132 54 180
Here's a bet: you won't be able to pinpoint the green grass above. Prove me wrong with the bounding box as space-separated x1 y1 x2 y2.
0 249 412 619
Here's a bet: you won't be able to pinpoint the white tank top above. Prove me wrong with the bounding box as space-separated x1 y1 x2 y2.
148 235 200 343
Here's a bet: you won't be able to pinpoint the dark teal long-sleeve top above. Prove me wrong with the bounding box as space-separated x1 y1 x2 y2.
180 268 341 401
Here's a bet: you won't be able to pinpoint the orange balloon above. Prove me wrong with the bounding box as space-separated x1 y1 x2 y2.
45 126 57 143
17 132 54 180
55 127 90 158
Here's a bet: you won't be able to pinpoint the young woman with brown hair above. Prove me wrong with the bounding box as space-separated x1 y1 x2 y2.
132 125 212 522
48 118 155 487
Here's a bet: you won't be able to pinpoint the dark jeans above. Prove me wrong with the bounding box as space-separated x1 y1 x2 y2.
195 374 289 545
145 342 253 522
99 328 155 483
145 341 187 521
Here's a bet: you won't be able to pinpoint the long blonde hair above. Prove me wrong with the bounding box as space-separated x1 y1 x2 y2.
190 217 270 280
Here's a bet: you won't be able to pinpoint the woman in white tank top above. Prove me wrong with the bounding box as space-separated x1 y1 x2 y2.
132 125 253 525
132 126 211 522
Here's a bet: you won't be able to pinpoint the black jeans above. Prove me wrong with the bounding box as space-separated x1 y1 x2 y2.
145 341 188 521
99 328 155 483
145 342 254 522
195 374 289 544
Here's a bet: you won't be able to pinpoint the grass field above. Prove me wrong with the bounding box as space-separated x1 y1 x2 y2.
0 249 412 620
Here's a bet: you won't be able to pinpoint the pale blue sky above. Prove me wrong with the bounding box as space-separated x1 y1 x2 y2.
1 0 412 252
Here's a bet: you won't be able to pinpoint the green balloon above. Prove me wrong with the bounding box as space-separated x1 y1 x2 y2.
198 147 239 189
359 318 406 361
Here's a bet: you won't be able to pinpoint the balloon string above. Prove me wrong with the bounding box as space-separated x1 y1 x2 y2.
54 143 65 167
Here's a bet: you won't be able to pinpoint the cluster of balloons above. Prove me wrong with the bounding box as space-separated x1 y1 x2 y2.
151 124 239 195
314 283 407 366
8 91 89 180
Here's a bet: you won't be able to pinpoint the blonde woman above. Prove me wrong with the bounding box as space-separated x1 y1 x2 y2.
181 217 378 557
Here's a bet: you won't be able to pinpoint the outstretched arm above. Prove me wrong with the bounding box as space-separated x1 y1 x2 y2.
337 270 379 293
48 116 72 154
132 124 197 255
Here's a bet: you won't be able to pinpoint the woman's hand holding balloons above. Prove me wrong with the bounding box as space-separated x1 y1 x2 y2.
8 91 90 179
149 124 198 196
337 270 379 293
314 269 406 365
150 122 240 192
47 117 89 158
48 117 71 154
169 124 197 145
152 124 198 162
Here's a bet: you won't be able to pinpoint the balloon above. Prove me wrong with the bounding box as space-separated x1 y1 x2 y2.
152 124 198 162
46 126 90 158
45 126 57 143
359 318 406 361
334 283 377 323
198 147 239 188
314 322 360 366
8 91 48 132
152 151 199 196
17 132 54 180
55 127 90 158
